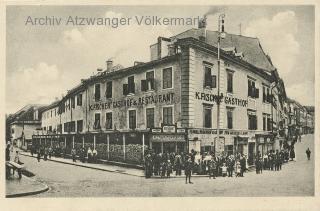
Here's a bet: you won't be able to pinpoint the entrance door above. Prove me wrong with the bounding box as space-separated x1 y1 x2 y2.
163 142 175 153
152 142 161 154
248 143 255 165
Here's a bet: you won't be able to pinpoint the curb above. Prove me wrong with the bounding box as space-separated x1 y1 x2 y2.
6 176 49 198
20 153 145 177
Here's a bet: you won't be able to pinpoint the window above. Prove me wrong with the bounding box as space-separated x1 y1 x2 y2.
54 109 56 116
146 108 155 128
94 84 101 101
77 94 82 106
248 79 259 98
48 126 52 132
51 110 52 117
106 81 112 99
227 72 233 93
106 112 112 129
142 71 155 91
263 115 266 131
70 121 75 132
204 65 216 88
204 106 212 128
248 110 257 130
128 76 135 94
11 128 14 134
71 97 75 109
63 123 68 133
77 120 83 132
163 67 173 89
163 107 173 125
227 108 233 129
129 110 136 129
94 113 101 129
263 86 271 103
57 124 62 133
267 116 272 131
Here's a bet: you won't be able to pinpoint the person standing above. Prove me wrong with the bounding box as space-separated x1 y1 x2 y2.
184 156 193 184
306 148 311 160
71 147 77 162
87 147 93 163
144 151 152 178
240 155 246 177
48 146 53 159
92 148 98 163
208 157 216 179
174 153 182 176
37 147 41 162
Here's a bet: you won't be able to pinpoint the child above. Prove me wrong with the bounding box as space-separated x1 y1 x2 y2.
235 161 241 177
221 163 227 177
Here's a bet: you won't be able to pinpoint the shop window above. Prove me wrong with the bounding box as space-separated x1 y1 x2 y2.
227 108 233 129
204 65 216 88
227 71 233 93
106 81 112 99
203 106 212 128
248 110 257 130
94 113 101 129
163 107 173 125
248 78 259 98
106 112 112 129
76 120 83 132
146 108 155 128
162 67 173 89
129 110 136 129
94 84 101 101
77 94 83 106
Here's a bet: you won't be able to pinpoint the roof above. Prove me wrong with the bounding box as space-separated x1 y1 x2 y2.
171 29 276 72
41 100 60 113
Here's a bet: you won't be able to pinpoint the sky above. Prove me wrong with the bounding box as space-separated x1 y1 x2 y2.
6 5 315 114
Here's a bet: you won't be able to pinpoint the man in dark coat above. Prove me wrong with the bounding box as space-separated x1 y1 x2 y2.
240 156 246 177
184 156 193 184
306 148 311 160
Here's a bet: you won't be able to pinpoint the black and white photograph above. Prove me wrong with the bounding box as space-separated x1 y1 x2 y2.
2 1 319 210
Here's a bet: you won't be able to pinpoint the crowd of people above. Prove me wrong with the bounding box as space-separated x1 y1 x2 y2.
144 144 298 183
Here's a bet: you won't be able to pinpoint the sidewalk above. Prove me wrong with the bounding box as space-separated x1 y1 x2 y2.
20 151 145 177
6 175 49 198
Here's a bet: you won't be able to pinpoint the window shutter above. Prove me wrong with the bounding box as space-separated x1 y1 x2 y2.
123 84 128 95
141 80 147 91
248 81 251 96
131 83 135 94
150 78 155 90
211 75 216 88
255 88 259 98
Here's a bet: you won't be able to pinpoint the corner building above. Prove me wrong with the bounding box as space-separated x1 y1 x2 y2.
35 28 283 166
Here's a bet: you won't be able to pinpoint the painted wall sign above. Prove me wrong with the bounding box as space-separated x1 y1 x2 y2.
89 92 175 111
150 134 185 142
195 92 248 107
189 128 248 136
224 96 248 107
151 128 162 133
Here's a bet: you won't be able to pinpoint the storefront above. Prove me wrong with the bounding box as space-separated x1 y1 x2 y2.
148 125 187 154
255 134 275 155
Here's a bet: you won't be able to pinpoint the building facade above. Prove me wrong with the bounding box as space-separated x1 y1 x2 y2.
28 27 297 166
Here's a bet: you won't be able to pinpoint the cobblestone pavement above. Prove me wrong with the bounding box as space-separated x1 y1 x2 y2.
20 134 314 197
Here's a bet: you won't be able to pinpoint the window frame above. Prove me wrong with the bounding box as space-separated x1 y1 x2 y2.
162 67 174 90
203 105 212 128
105 81 113 99
146 107 155 129
227 108 233 129
94 112 101 129
162 105 174 125
105 112 113 130
227 70 234 93
128 109 137 130
94 83 101 101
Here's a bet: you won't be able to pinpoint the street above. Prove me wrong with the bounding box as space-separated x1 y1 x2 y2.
20 134 314 197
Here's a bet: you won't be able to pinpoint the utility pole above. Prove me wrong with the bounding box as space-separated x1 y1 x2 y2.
216 14 225 155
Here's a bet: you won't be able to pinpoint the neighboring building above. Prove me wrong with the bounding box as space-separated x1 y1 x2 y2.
8 104 47 149
304 106 315 134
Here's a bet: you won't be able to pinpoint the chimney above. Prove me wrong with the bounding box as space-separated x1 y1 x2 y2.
198 15 207 42
106 60 113 72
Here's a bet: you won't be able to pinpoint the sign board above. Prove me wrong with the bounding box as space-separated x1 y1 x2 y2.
176 128 186 133
151 128 162 133
163 125 176 133
214 137 225 155
150 134 185 142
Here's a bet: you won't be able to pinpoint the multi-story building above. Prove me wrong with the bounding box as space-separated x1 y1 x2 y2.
304 106 315 134
7 104 46 149
31 24 290 166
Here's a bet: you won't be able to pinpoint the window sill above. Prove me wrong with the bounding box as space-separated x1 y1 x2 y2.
126 93 135 97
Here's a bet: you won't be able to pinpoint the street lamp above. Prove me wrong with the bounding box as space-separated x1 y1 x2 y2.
216 13 225 155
